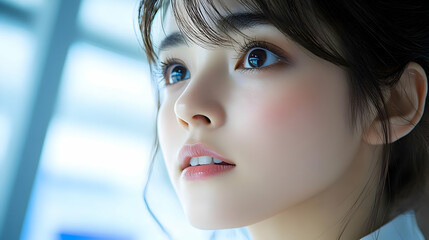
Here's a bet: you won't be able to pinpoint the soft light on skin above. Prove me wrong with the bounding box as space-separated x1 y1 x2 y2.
155 1 428 240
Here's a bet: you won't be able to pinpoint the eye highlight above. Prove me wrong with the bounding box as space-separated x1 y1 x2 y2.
244 47 281 68
235 41 290 71
168 64 190 84
158 59 191 87
156 41 290 88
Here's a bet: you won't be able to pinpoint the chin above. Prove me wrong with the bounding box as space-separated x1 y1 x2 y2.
183 204 263 230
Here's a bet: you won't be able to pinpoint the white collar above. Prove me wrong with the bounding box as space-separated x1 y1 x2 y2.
360 210 425 240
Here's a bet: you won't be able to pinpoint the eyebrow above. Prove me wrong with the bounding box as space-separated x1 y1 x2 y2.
158 32 187 53
158 12 270 53
221 12 269 30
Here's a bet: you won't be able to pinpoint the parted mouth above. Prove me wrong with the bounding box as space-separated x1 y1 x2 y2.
189 156 235 166
179 143 236 171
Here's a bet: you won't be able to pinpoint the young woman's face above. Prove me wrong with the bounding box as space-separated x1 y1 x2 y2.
157 2 364 229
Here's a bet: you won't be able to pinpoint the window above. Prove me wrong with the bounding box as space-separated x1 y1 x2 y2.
0 1 219 239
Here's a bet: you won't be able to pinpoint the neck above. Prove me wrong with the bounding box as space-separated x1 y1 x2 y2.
248 142 386 240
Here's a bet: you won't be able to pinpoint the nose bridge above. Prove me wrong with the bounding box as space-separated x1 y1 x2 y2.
174 51 227 129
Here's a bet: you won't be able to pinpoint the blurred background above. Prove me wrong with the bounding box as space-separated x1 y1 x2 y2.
0 0 201 239
0 0 250 239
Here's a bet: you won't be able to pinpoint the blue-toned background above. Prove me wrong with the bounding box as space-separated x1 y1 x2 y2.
0 0 200 239
0 1 250 239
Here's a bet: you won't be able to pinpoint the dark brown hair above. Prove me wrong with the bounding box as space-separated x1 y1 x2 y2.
138 0 429 239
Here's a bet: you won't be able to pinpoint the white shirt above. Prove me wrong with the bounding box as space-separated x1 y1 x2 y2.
361 210 425 240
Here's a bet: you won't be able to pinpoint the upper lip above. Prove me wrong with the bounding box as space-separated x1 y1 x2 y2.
179 143 235 171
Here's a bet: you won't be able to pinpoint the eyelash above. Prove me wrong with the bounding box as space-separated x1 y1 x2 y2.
154 57 180 88
236 40 290 72
156 41 290 87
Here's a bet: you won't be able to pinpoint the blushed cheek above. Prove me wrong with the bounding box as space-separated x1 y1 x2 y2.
255 85 321 132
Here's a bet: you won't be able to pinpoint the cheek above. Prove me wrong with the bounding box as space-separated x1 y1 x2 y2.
258 84 320 129
249 80 350 162
241 82 324 147
157 100 184 181
158 104 173 166
232 77 356 205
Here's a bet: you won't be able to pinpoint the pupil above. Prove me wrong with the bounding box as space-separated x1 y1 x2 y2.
171 66 186 82
248 49 267 68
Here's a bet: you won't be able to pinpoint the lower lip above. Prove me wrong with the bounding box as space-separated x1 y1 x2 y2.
182 164 235 181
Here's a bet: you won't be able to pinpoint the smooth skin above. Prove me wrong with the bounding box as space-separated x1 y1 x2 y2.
156 2 428 239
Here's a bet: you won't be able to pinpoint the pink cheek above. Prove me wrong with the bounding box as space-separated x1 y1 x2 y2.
254 86 320 131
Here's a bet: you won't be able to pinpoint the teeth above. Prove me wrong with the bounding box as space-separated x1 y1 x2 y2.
213 158 222 164
190 158 199 166
199 156 213 165
189 156 224 166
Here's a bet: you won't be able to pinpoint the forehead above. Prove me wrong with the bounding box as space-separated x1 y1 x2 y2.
159 1 273 54
163 0 251 35
164 6 179 34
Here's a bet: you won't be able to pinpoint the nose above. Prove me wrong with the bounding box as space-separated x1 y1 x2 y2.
174 79 226 130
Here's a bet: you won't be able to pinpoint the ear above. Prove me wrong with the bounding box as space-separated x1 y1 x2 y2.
363 62 428 145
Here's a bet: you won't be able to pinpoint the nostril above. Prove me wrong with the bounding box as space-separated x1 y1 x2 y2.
178 118 188 127
192 114 211 124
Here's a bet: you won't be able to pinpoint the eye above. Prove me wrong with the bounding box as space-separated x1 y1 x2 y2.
165 64 190 85
243 47 282 69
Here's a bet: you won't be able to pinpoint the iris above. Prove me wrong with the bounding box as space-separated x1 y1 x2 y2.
169 65 190 84
248 48 267 68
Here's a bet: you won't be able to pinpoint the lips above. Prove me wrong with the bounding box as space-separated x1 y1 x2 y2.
179 143 235 171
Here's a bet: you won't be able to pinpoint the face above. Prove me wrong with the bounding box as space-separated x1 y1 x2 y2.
156 2 363 229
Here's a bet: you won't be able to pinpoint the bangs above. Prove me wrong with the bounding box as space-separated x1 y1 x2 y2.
140 0 347 67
